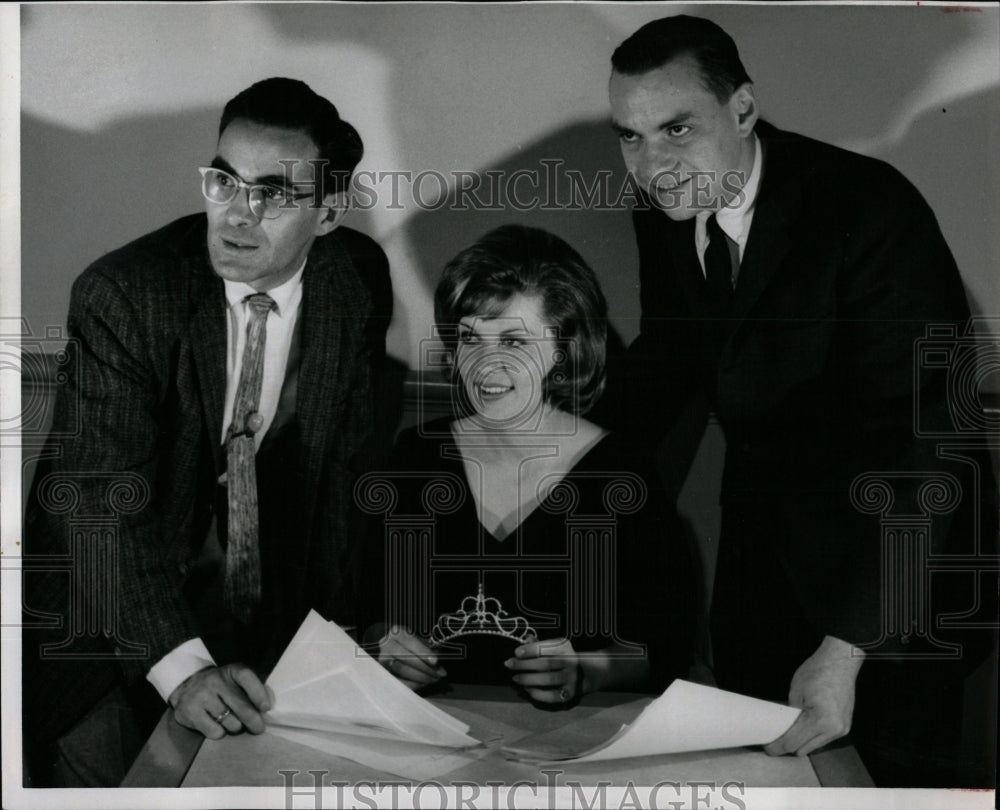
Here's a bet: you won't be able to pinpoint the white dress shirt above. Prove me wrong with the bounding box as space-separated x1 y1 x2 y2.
695 133 763 275
146 261 306 703
220 265 306 448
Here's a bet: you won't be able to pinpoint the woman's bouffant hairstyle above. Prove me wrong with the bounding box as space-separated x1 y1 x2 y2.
434 225 607 415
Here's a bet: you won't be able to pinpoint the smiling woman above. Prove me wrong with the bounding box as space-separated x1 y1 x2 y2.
453 294 556 428
436 224 608 430
359 225 697 705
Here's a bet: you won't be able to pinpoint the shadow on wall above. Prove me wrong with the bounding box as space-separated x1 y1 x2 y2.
397 87 1000 360
257 1 999 352
20 111 380 343
23 110 209 339
257 2 992 150
400 119 638 353
718 4 992 147
872 84 1000 327
20 4 998 355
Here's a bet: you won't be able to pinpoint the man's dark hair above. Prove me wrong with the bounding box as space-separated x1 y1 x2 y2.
219 77 363 196
611 15 751 103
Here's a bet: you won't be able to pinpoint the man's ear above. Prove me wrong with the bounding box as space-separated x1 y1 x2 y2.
731 83 758 136
315 191 349 236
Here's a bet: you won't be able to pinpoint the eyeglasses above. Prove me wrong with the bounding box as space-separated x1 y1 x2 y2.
198 166 315 220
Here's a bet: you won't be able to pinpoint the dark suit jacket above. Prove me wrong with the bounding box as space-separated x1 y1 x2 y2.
23 214 392 748
622 122 997 698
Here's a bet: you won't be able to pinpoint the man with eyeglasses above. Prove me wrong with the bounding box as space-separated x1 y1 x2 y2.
23 78 392 787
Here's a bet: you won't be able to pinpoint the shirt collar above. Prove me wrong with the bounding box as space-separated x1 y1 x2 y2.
223 258 307 316
715 132 763 244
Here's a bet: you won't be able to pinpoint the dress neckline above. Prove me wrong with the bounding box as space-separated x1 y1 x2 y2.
442 424 614 542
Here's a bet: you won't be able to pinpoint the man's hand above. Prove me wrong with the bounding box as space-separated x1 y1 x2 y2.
764 635 865 757
506 638 583 705
378 625 447 691
168 664 273 740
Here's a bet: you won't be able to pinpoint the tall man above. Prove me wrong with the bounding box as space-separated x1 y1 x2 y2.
23 78 392 786
608 16 997 786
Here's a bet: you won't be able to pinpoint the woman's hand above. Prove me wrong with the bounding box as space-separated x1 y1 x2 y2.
506 637 583 704
377 625 447 691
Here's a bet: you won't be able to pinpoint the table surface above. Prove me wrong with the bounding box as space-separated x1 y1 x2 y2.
122 684 873 789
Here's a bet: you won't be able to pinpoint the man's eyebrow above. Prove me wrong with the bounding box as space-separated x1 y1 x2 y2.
659 111 695 130
208 156 295 189
611 113 697 136
209 156 237 174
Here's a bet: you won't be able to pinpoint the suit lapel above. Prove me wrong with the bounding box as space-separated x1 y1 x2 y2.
295 237 348 508
188 252 228 473
731 205 795 324
638 205 705 314
730 126 801 324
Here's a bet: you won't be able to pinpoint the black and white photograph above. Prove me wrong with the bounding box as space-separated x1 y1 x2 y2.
2 3 998 808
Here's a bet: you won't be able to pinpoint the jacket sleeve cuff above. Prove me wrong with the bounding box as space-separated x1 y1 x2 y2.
145 637 217 703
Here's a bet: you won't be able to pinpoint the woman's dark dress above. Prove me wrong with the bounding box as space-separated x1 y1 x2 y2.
360 418 696 692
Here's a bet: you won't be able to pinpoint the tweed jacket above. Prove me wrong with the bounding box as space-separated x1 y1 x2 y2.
23 213 391 744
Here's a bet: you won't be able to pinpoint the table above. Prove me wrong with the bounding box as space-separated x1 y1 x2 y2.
122 684 872 788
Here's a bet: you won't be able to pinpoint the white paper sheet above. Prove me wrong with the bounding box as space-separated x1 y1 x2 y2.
264 610 481 758
504 679 800 763
265 726 488 780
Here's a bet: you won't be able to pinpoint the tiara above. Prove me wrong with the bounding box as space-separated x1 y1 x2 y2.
430 583 537 647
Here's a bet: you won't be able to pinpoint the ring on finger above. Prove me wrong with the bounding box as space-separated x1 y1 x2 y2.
213 707 233 724
559 688 569 702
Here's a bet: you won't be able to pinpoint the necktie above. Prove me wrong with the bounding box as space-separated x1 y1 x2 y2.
224 292 276 622
704 213 735 305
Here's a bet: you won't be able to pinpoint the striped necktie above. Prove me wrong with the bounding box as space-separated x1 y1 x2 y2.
224 292 275 622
